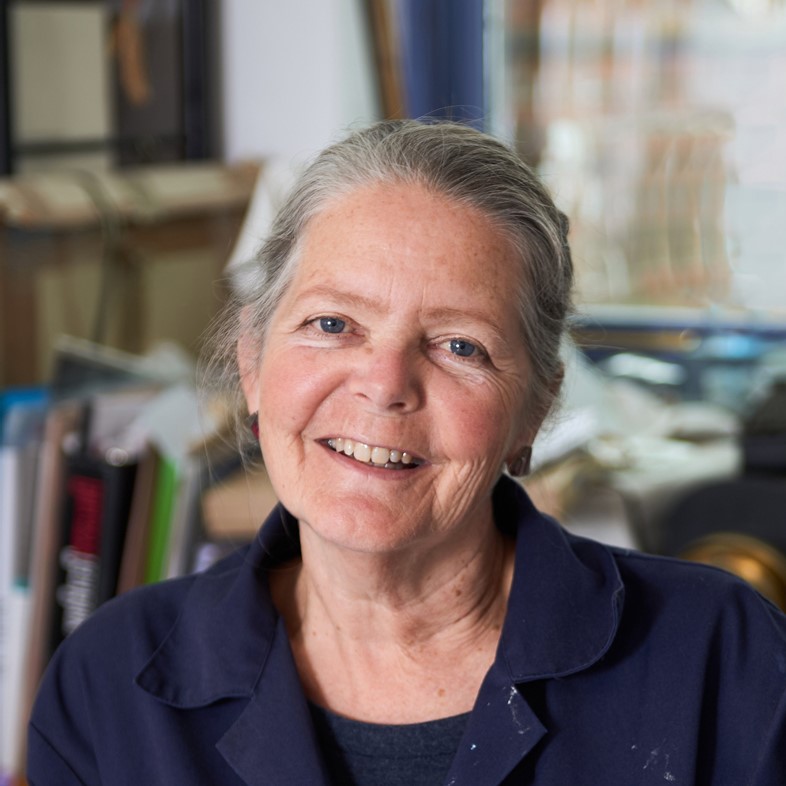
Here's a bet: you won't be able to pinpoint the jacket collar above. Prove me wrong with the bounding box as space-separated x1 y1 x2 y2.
495 477 625 682
134 507 299 707
135 476 624 707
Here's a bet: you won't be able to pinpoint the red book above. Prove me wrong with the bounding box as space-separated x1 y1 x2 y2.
49 450 137 652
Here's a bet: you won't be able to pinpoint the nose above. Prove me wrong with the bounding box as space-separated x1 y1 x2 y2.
349 343 424 413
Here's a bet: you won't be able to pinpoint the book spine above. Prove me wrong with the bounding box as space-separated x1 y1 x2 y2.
144 457 179 584
95 460 138 604
54 460 104 640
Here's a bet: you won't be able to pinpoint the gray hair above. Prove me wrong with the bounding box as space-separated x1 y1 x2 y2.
200 119 573 438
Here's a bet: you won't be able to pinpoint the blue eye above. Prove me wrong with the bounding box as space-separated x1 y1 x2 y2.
449 338 477 357
319 316 346 334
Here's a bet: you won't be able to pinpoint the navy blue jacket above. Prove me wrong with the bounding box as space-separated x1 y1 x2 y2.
28 477 786 784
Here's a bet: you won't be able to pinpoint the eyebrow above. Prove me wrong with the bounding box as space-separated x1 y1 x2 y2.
294 284 381 314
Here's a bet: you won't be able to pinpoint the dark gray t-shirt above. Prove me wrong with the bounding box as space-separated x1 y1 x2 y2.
309 703 470 786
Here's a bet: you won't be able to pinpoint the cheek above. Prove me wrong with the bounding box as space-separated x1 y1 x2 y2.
434 381 520 463
256 350 344 434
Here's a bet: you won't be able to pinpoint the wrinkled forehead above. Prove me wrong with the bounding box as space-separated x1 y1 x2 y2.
294 181 523 296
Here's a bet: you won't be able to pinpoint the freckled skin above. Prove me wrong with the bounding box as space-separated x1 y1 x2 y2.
241 181 536 559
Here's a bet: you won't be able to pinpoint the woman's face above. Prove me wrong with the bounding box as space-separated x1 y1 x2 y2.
241 182 538 555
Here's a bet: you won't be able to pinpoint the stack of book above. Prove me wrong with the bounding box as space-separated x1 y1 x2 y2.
0 338 276 784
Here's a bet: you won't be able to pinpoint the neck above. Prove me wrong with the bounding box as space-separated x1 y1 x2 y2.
293 511 511 635
270 508 516 722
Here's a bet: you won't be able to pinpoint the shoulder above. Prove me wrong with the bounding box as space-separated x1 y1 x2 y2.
610 543 786 634
607 547 786 770
599 543 786 690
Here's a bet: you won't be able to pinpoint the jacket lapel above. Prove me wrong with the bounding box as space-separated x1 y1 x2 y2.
216 616 332 786
444 663 547 785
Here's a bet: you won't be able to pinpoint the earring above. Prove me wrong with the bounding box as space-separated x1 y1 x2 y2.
247 412 259 440
507 446 532 477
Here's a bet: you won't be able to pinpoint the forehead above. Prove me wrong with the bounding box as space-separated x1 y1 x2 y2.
289 182 523 313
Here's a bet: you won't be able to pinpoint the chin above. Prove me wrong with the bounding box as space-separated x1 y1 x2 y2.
297 498 432 556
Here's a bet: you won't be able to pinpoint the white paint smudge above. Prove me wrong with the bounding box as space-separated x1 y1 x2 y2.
640 742 676 782
506 685 530 735
643 747 659 770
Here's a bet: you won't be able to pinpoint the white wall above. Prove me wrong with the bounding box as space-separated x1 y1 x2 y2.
220 1 379 167
10 3 113 173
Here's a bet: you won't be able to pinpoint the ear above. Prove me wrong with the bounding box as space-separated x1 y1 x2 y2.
236 308 262 414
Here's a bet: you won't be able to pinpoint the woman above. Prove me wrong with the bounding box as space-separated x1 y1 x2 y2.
29 121 786 784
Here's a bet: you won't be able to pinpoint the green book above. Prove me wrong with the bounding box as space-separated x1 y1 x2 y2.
144 457 179 585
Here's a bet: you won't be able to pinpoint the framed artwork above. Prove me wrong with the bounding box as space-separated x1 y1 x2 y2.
0 0 213 175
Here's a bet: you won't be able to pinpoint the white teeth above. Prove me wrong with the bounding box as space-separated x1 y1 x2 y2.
371 446 390 465
353 443 372 463
326 438 418 467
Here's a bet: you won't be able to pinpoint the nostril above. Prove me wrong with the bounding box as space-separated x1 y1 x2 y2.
349 356 423 413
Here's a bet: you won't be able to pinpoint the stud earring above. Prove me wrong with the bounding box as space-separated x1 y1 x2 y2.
247 412 259 440
507 446 532 477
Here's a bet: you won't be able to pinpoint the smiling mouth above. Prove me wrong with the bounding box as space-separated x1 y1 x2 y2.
325 438 423 470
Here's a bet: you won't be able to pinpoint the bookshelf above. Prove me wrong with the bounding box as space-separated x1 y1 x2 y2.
0 156 261 782
0 160 259 387
0 344 277 783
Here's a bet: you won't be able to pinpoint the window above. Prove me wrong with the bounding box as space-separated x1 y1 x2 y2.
488 0 786 319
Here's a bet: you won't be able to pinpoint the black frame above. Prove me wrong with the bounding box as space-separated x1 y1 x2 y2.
0 0 212 175
0 0 11 174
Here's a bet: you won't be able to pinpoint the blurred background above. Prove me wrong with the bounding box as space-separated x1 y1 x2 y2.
3 0 786 593
0 0 786 782
2 1 786 776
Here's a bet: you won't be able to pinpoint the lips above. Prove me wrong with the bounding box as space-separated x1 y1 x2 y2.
325 438 423 470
